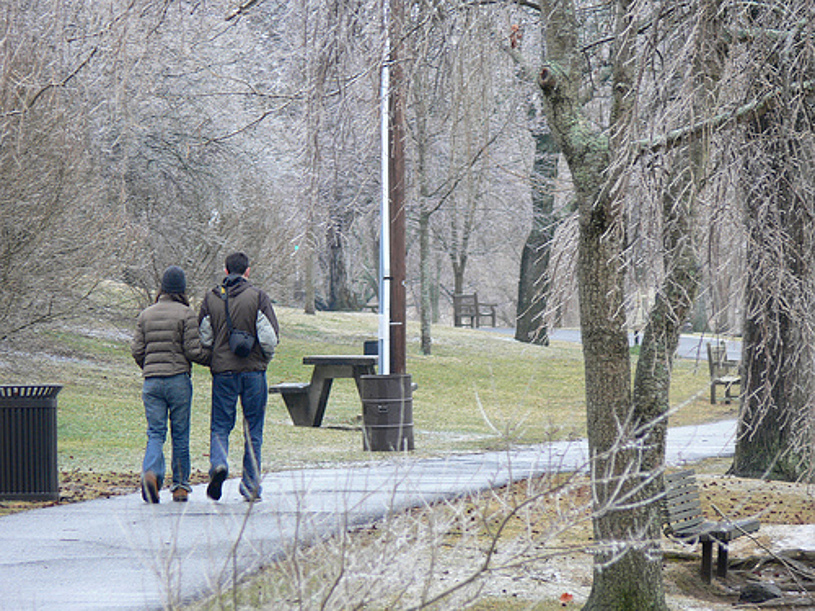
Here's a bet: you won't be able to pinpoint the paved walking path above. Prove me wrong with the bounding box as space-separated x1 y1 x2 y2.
0 419 738 610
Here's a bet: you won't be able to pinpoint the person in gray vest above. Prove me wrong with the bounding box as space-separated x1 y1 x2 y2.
131 266 210 503
199 252 279 501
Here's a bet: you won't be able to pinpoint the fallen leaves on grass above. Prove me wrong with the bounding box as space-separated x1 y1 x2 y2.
0 469 209 516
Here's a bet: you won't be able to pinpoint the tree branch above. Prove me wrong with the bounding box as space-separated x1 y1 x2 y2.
225 0 261 21
637 80 815 156
426 129 503 215
25 47 98 110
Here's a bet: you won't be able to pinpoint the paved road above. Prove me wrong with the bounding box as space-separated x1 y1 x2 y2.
0 419 739 610
546 329 742 361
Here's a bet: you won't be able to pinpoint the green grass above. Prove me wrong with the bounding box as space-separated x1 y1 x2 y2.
0 305 730 475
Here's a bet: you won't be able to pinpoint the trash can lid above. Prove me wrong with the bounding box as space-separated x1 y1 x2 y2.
0 384 63 398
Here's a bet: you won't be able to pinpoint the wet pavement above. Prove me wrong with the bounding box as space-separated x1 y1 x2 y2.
0 419 739 610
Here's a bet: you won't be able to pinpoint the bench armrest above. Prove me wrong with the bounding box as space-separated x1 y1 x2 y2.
701 518 761 542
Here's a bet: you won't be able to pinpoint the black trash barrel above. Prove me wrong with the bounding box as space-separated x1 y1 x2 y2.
360 374 414 452
0 384 62 501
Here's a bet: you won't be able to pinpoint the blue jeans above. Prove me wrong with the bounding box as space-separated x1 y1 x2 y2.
142 373 193 492
210 371 267 498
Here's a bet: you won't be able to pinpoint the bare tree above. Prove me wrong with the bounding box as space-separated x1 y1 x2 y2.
85 1 305 301
0 0 127 339
436 11 511 298
279 0 383 313
731 0 815 482
532 0 740 606
535 3 661 606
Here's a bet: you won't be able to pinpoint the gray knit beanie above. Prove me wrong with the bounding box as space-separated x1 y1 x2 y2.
161 266 187 295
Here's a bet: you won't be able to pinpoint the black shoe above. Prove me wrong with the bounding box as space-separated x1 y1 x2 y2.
142 471 160 504
207 466 227 501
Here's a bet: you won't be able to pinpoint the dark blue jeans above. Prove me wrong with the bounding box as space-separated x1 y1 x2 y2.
142 373 193 492
210 371 267 498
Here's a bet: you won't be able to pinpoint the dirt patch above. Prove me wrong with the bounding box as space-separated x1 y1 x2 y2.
488 472 815 610
335 472 815 610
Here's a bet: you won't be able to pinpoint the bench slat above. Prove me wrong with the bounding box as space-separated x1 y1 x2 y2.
665 490 701 506
269 383 310 394
665 469 696 483
666 505 704 523
664 487 699 503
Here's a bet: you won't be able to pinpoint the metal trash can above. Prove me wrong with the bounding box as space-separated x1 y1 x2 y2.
0 384 62 501
361 374 414 452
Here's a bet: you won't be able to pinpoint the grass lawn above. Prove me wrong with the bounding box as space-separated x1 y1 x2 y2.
0 303 728 477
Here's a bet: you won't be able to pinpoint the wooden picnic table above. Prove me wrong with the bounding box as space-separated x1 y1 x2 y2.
269 355 377 427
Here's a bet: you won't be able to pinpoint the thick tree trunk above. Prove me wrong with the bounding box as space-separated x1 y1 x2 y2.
732 110 814 481
578 199 665 611
537 1 670 608
730 0 814 481
452 259 466 296
733 300 809 480
541 58 669 611
515 130 558 345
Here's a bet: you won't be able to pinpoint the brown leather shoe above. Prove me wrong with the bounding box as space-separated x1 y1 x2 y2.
172 488 188 503
142 471 160 504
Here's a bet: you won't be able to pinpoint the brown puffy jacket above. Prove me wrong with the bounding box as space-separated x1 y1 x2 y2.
131 295 211 377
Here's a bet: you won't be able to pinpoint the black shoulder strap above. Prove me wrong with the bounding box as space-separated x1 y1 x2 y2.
220 284 261 333
219 285 235 332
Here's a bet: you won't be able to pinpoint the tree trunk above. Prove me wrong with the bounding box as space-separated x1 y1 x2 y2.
303 220 316 315
326 220 353 311
419 210 432 354
537 1 669 608
515 129 558 345
730 0 814 482
732 109 814 481
414 64 433 354
630 146 701 609
628 1 716 590
734 296 810 480
452 258 466 296
578 192 662 611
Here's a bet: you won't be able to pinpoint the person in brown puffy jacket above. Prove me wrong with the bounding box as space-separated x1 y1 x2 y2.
131 266 210 503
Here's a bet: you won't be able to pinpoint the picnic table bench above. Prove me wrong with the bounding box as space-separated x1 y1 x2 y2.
707 341 741 404
663 470 760 583
453 293 497 328
269 355 377 427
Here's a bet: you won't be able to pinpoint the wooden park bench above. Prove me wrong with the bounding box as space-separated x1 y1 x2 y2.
662 470 760 583
453 293 497 328
707 341 741 404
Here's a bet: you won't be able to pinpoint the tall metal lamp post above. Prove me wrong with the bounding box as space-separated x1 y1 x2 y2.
362 0 414 451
